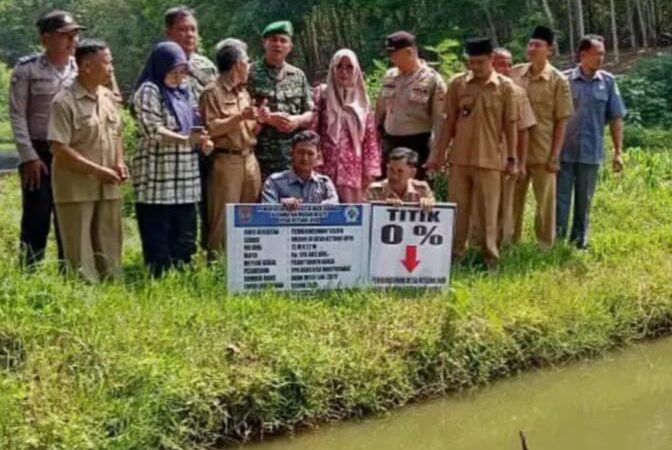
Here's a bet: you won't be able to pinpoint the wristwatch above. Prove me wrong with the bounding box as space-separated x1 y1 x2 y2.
507 156 517 164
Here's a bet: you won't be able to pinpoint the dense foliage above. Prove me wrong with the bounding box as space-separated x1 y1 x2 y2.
1 0 671 90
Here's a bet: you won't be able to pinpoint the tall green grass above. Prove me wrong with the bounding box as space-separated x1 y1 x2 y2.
0 149 671 449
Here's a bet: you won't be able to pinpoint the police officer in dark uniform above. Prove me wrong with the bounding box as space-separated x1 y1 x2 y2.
9 10 84 267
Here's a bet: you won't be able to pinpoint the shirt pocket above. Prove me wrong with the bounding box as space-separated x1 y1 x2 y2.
409 86 431 105
593 88 608 111
531 92 554 120
30 78 58 96
458 94 475 118
483 92 503 112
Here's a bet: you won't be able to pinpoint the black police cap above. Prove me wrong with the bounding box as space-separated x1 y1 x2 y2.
37 11 86 34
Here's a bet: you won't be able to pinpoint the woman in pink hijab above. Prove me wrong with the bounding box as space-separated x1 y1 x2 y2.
312 49 381 203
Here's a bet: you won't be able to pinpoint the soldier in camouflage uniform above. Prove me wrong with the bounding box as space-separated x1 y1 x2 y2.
248 21 314 181
9 11 84 267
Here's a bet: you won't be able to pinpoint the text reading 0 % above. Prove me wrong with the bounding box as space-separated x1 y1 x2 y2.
380 224 444 246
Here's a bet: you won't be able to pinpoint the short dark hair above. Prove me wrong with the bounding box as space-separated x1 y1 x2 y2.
75 39 108 65
164 6 195 28
215 39 248 73
578 34 604 55
291 130 320 149
388 147 419 167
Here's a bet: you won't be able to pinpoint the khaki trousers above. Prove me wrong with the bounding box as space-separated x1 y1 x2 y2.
513 165 556 249
499 174 516 247
449 165 501 262
55 199 122 283
207 153 261 253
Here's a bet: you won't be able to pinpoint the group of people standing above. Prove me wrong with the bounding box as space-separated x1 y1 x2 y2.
8 6 625 282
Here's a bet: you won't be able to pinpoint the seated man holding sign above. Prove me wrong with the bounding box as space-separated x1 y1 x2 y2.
261 130 339 209
366 147 435 210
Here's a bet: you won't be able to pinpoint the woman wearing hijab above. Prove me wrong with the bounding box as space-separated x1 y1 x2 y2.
311 49 381 203
131 41 213 277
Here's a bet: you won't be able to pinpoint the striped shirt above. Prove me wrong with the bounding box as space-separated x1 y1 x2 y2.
261 170 339 205
131 82 200 204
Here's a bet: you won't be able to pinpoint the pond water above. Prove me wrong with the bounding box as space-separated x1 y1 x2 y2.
247 337 672 450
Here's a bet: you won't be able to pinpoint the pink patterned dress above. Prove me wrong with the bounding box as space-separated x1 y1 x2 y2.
311 86 381 194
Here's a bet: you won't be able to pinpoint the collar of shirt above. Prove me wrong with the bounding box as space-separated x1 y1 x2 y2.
522 61 552 81
217 73 240 93
382 179 417 199
465 69 500 86
570 66 605 82
39 53 76 71
287 169 319 185
73 79 100 101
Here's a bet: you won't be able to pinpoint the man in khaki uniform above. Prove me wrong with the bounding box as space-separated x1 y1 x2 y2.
375 31 446 180
200 39 262 255
511 26 573 249
366 147 435 211
426 38 518 267
494 48 537 247
48 40 127 282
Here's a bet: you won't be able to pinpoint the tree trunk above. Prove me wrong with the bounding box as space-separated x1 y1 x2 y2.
609 0 620 62
481 4 500 46
626 0 637 48
575 0 586 37
540 0 555 28
567 0 576 63
635 0 649 48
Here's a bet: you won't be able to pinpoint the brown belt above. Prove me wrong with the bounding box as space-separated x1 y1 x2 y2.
214 148 252 156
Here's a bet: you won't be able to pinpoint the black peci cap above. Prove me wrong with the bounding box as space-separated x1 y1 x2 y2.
385 31 416 53
37 11 86 34
530 25 555 46
465 37 494 56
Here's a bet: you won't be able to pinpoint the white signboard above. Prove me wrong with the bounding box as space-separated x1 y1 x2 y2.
368 203 456 288
227 204 370 293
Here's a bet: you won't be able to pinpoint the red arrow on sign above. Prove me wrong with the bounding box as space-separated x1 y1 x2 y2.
401 246 420 273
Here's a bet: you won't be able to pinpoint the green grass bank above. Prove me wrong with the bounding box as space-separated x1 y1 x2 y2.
0 148 671 449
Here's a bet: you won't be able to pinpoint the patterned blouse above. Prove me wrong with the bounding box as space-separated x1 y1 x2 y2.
131 82 201 205
311 85 381 190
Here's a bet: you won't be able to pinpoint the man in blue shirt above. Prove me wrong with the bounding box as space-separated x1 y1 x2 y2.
262 130 339 209
557 34 626 249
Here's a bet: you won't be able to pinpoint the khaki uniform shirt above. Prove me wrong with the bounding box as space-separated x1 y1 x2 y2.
48 81 122 204
200 78 257 152
511 62 573 165
375 64 447 148
497 84 537 169
366 179 434 202
445 71 518 170
9 53 78 163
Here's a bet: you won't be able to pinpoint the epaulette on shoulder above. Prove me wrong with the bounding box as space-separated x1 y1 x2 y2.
16 53 40 66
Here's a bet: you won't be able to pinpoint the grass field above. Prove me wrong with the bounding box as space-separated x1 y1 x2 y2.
0 148 671 449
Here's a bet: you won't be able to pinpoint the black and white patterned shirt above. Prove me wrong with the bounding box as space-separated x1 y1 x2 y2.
131 82 201 204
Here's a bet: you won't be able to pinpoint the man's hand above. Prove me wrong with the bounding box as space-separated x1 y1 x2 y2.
265 112 293 132
20 159 48 191
114 162 129 182
281 197 302 210
424 153 445 174
505 160 519 177
385 198 403 207
240 106 257 122
613 154 624 173
97 166 122 184
419 197 435 212
545 156 560 173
